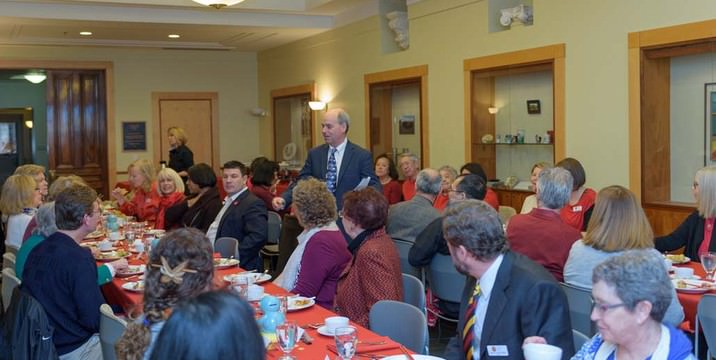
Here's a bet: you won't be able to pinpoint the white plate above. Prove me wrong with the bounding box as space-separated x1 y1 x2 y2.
223 272 271 284
122 281 145 292
213 258 240 269
288 296 315 311
99 247 117 252
85 230 105 239
116 265 145 277
673 279 713 294
95 251 129 262
316 326 335 337
382 356 445 360
665 254 690 264
670 274 701 280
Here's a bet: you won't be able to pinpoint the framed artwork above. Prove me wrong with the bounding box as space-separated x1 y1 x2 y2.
527 99 541 114
122 121 146 151
707 84 716 163
399 115 415 135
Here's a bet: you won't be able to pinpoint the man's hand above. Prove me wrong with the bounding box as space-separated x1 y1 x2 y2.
272 197 286 211
108 258 129 273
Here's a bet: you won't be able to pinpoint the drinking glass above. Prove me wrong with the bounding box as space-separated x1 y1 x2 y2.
275 321 298 360
334 326 358 360
700 252 716 280
233 276 250 299
277 296 288 315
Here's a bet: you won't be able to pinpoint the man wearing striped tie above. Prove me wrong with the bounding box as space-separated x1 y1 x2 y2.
442 200 574 360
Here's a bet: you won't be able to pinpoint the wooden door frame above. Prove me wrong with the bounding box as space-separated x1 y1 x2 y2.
364 65 429 166
463 44 566 163
0 60 115 189
269 83 317 160
152 92 220 172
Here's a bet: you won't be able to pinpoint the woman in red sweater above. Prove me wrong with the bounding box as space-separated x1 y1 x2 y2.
111 159 160 223
374 154 402 205
460 162 500 210
556 157 596 231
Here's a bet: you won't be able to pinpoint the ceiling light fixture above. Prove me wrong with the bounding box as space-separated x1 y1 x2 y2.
308 101 327 111
192 0 245 9
168 34 180 39
79 31 93 36
24 74 46 84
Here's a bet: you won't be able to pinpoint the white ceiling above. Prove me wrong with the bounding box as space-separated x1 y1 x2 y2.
0 0 387 51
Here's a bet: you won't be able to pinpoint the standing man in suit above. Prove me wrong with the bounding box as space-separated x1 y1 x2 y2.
442 200 574 360
206 161 268 271
272 108 380 211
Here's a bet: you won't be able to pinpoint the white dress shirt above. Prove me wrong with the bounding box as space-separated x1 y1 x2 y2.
329 138 348 180
472 254 504 359
205 187 246 246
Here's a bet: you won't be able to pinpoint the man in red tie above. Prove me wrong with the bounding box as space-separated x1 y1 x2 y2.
441 200 574 360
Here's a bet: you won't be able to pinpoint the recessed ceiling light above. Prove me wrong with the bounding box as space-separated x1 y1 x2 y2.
80 31 92 36
168 34 180 39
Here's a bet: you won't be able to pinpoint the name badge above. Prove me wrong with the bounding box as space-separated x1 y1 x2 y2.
487 345 509 357
572 205 582 212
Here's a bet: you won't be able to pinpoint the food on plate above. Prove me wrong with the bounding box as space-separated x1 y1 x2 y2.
213 258 238 266
97 249 128 259
675 279 711 290
293 298 311 306
666 254 686 263
133 282 144 290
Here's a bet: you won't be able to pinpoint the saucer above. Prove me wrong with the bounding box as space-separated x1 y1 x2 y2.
316 326 335 337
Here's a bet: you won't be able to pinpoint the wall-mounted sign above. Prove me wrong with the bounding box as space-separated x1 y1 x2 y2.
123 122 146 151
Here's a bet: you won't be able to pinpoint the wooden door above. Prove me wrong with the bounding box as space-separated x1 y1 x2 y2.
47 70 108 197
152 93 219 170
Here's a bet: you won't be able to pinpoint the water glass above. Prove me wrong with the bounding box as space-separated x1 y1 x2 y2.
700 252 716 280
334 326 358 360
275 321 298 360
277 296 288 315
233 276 250 299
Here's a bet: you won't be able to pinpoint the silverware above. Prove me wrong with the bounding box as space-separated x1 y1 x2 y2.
301 330 313 344
358 340 387 345
400 345 415 360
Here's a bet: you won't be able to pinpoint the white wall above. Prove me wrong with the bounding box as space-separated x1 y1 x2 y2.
670 53 716 201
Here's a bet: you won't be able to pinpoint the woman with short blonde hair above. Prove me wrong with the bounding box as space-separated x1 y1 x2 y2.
111 159 161 222
1 174 42 250
167 127 194 180
14 164 48 198
155 168 185 230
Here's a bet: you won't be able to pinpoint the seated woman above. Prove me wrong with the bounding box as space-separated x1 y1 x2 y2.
23 175 87 241
564 185 684 326
149 291 264 360
655 166 716 261
527 250 694 359
16 201 127 284
334 187 402 327
154 167 186 230
250 159 286 215
116 228 214 360
433 165 458 211
460 162 499 210
164 163 222 232
556 157 596 231
274 178 351 309
111 159 160 222
0 174 42 251
374 154 402 205
14 164 48 201
520 161 551 214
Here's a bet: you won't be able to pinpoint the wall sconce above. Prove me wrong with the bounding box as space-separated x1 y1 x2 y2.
24 120 33 129
488 106 499 114
250 107 267 117
24 73 46 84
308 101 327 111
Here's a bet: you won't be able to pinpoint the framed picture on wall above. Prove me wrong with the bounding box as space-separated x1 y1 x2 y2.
527 100 541 114
122 121 146 151
399 115 415 134
706 83 716 163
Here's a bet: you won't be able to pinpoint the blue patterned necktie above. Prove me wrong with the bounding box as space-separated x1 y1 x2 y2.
326 147 337 193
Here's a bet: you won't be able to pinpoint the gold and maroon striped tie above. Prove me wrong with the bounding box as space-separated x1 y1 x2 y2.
462 284 481 359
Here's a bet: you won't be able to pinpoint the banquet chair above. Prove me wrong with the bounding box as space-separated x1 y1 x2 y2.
260 211 282 272
401 273 426 313
99 304 127 360
572 329 590 352
214 237 239 259
275 215 303 276
426 254 466 324
3 252 16 270
369 300 428 354
392 238 422 280
561 282 597 337
2 267 21 312
498 205 517 224
695 294 716 358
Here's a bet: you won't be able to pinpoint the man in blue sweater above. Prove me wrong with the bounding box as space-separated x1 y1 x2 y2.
22 185 105 359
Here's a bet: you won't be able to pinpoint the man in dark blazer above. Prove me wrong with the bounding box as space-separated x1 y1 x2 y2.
272 108 380 211
442 200 574 360
207 160 268 271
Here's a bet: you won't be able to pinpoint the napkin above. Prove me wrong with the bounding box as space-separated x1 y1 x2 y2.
326 336 400 354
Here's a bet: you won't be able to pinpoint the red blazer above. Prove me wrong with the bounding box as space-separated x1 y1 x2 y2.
334 228 403 327
119 182 161 223
560 188 596 231
382 179 402 205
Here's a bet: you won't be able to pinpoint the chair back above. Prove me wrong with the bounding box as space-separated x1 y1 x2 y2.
369 300 428 354
99 304 127 360
498 205 517 224
276 215 303 275
560 282 596 337
267 211 282 245
697 294 716 358
392 238 422 280
2 267 21 312
3 252 16 270
426 254 466 304
572 329 590 352
401 273 426 313
214 237 239 259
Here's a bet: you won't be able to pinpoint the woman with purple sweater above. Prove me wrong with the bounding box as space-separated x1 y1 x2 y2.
274 178 351 309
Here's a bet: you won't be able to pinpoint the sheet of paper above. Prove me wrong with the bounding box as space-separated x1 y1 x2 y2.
353 177 370 191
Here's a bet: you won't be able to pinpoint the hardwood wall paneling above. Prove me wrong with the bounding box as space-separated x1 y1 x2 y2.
640 56 671 203
493 188 533 212
471 75 496 179
643 203 693 236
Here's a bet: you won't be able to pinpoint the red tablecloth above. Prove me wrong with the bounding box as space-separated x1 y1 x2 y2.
99 253 411 359
674 261 714 332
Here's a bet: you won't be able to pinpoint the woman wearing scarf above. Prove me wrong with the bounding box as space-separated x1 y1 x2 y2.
334 187 402 327
274 178 350 309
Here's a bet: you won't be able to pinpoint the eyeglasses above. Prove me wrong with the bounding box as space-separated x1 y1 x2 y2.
591 298 625 314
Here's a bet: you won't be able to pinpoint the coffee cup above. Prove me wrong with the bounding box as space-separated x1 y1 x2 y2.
325 316 349 333
133 239 145 253
247 284 264 301
98 240 112 251
523 343 563 360
673 267 694 279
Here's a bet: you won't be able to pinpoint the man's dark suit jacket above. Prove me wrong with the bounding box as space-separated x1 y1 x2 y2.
444 251 574 360
216 190 268 271
281 141 381 210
